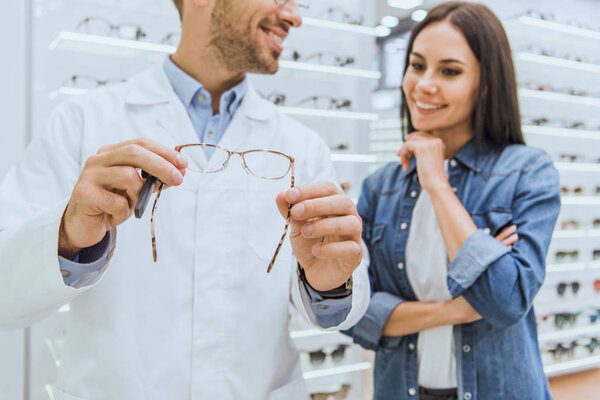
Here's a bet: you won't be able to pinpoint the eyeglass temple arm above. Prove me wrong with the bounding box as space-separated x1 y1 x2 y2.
150 182 165 262
266 163 295 273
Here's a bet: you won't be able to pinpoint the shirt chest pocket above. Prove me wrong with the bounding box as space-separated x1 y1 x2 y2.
470 209 513 237
368 223 389 268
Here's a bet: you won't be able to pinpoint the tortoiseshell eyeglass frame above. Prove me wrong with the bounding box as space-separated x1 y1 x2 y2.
150 143 295 273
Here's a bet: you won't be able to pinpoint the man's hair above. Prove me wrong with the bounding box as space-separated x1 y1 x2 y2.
400 1 525 148
173 0 183 20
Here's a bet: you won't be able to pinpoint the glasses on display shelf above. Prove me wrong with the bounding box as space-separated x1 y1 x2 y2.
519 81 595 98
149 143 294 272
557 153 586 163
296 95 352 110
317 7 364 25
593 249 600 261
330 142 350 151
63 75 126 89
521 116 589 130
284 50 355 67
554 312 581 329
515 45 598 65
339 181 351 194
595 280 600 293
258 91 286 106
556 281 580 296
310 384 351 400
307 344 348 366
555 250 579 263
596 186 600 196
582 337 600 354
543 341 577 361
75 17 147 41
160 32 181 46
561 186 584 196
594 219 600 229
560 220 581 230
523 9 600 32
590 309 600 323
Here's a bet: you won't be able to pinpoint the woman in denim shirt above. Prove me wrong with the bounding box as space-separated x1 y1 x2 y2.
346 2 560 400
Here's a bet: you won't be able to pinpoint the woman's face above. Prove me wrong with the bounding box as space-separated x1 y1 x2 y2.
402 20 480 135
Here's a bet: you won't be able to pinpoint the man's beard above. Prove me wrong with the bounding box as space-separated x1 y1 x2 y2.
209 0 279 74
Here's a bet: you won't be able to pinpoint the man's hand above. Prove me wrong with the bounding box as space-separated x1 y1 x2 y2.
495 224 518 250
58 138 188 259
275 182 362 292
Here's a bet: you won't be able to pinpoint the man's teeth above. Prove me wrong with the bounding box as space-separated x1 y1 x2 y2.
416 101 445 110
268 31 283 45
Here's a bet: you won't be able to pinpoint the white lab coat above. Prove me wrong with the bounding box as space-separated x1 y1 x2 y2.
0 64 370 400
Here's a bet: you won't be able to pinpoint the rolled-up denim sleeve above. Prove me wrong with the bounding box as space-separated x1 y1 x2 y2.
344 291 404 351
448 153 561 329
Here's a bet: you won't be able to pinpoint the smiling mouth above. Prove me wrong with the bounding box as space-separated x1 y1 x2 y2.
415 100 447 110
260 26 285 53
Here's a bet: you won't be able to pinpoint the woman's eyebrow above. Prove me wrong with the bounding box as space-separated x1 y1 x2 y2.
411 51 466 65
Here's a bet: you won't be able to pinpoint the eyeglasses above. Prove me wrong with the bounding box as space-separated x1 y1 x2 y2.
307 344 348 366
560 220 581 230
257 91 287 106
160 32 181 46
285 50 355 67
583 337 600 354
317 7 364 25
75 17 147 41
557 153 585 163
310 384 351 400
544 341 577 361
556 281 580 296
150 144 295 273
555 250 579 263
561 186 584 196
296 95 352 110
63 75 126 89
594 280 600 293
521 115 589 130
554 313 580 329
594 249 600 261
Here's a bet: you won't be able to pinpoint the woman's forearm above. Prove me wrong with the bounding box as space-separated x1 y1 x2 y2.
382 300 450 336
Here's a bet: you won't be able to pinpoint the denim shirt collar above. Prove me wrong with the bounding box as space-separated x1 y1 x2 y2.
162 56 247 117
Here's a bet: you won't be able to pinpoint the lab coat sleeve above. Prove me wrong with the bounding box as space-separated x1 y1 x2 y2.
0 100 115 330
289 132 370 330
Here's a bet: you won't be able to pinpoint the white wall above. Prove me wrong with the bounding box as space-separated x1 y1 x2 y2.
0 1 29 399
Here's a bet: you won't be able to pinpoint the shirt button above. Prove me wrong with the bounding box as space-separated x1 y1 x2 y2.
400 222 408 230
450 159 457 167
408 388 416 396
463 345 471 352
408 342 415 350
207 131 214 138
397 262 404 270
452 187 458 192
410 190 417 198
197 93 206 102
60 270 70 278
318 305 329 310
483 227 491 234
464 393 472 400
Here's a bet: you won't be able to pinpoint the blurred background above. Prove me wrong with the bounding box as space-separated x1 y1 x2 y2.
1 0 599 399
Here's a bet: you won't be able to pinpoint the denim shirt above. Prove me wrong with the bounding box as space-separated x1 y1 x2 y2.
344 139 561 400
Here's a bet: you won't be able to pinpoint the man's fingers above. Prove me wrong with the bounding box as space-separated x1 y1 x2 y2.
290 194 357 221
301 215 362 239
81 185 132 224
312 240 362 266
93 166 144 208
502 233 519 247
283 182 342 205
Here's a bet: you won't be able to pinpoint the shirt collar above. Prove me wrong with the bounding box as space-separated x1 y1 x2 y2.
162 56 247 116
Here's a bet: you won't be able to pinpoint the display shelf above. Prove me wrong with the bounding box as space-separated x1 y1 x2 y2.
560 196 600 206
553 162 600 173
302 17 378 36
546 262 587 273
303 361 372 380
539 324 600 343
544 354 600 377
279 107 378 121
523 125 600 140
508 16 600 43
552 229 600 239
516 52 600 75
519 89 600 108
49 32 381 80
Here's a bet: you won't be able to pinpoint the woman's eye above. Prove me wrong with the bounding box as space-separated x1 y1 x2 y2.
442 68 461 76
410 62 425 71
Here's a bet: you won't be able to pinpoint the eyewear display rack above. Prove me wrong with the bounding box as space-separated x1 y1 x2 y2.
369 5 600 385
25 0 380 399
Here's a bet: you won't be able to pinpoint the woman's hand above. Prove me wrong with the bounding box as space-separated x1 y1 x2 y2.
397 131 450 193
495 224 518 250
442 296 482 325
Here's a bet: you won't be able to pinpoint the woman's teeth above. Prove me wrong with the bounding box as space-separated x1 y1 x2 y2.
416 101 445 110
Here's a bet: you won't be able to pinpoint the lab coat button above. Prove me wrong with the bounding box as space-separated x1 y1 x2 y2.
318 305 329 310
60 270 71 278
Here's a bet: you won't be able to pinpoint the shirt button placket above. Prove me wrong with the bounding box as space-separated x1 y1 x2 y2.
464 392 472 400
408 388 416 397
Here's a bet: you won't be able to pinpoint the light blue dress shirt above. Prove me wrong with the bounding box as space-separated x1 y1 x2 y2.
58 57 352 328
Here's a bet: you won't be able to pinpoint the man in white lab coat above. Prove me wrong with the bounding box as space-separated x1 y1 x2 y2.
0 0 369 399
